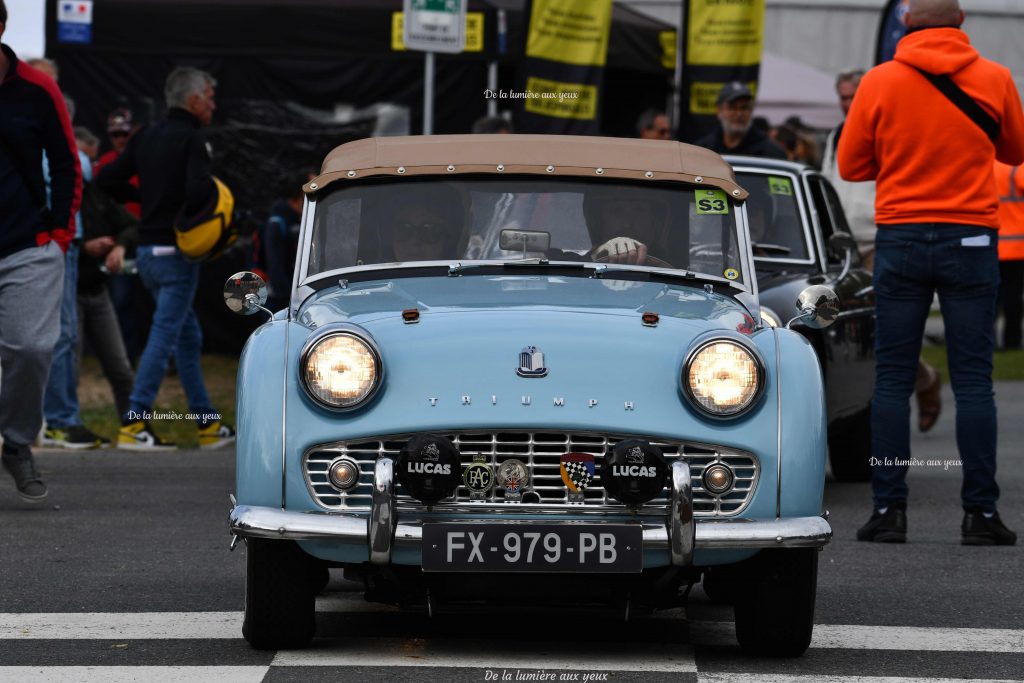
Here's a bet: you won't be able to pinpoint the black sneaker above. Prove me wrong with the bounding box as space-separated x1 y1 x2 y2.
962 509 1017 546
1 443 48 503
856 503 907 543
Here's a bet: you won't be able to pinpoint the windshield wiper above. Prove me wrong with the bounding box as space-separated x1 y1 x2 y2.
447 259 588 276
590 264 740 289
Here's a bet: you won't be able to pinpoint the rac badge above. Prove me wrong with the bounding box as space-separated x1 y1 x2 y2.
517 345 548 378
463 454 494 500
560 452 595 504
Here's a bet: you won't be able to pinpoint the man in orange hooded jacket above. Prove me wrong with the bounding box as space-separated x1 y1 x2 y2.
838 0 1024 546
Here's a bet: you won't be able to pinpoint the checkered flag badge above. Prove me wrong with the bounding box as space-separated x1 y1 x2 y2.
562 460 593 492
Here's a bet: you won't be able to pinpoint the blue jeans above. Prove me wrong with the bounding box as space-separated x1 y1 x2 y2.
871 224 1000 512
43 242 81 429
127 247 214 421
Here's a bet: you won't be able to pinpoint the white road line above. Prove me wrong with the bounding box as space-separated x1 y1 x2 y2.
1 612 1022 656
690 621 1024 654
0 613 241 640
269 639 697 670
699 676 1023 683
0 667 269 683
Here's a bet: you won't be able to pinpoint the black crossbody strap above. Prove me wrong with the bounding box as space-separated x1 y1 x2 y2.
914 66 999 142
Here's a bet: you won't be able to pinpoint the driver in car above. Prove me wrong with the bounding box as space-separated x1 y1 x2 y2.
583 190 670 266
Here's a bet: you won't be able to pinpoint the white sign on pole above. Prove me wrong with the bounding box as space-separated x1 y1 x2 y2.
403 0 466 54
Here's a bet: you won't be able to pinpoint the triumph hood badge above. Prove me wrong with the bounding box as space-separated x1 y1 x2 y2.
517 345 548 378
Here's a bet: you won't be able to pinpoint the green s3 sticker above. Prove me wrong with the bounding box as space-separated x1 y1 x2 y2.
695 189 729 215
769 176 793 196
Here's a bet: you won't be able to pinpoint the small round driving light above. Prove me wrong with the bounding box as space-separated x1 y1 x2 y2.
702 463 735 495
328 457 361 491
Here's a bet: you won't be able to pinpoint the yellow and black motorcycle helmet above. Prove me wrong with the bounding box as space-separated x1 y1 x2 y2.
175 177 237 261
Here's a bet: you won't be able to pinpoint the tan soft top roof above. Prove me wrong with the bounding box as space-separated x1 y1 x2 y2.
305 134 747 200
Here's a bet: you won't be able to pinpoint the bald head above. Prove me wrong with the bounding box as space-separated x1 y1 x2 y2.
905 0 964 29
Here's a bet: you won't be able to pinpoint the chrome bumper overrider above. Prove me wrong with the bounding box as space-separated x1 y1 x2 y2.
230 459 832 565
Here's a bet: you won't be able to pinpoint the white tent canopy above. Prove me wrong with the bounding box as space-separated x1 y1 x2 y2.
754 51 842 129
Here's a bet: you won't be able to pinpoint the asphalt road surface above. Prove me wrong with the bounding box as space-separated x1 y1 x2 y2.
1 383 1022 682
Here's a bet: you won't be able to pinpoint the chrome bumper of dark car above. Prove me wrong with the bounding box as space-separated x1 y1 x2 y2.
229 460 832 565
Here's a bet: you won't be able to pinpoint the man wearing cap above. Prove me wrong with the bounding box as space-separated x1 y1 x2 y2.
695 82 786 159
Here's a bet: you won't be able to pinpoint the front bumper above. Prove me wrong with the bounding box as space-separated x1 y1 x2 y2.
230 459 832 566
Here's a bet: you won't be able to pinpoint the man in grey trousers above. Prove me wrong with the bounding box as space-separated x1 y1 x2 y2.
1 0 82 502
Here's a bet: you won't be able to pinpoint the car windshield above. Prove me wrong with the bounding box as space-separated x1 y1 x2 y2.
304 176 747 286
733 172 812 262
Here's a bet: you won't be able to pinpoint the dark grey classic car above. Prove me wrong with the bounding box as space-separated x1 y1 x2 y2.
726 156 876 481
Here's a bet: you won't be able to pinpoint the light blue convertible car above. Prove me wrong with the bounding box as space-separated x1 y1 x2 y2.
225 134 835 656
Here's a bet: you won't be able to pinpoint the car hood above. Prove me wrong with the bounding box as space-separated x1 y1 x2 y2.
296 274 757 335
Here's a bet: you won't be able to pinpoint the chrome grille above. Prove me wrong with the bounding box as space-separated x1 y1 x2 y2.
304 431 758 516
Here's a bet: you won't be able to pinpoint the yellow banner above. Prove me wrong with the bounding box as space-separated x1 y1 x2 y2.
392 11 484 52
690 80 758 115
525 0 612 67
687 0 765 67
524 77 599 120
659 30 676 70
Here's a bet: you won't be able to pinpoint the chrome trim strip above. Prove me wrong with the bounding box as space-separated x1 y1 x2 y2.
669 461 694 566
229 506 832 551
774 327 783 520
281 321 290 508
836 306 874 320
302 431 760 517
368 457 395 564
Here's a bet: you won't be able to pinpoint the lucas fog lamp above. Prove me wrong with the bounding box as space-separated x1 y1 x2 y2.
685 340 762 417
301 332 381 409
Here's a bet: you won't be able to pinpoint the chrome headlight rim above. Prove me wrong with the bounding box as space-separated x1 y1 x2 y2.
759 305 782 329
299 324 383 412
681 334 766 420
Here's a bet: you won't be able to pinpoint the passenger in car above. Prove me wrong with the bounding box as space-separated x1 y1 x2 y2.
381 186 465 262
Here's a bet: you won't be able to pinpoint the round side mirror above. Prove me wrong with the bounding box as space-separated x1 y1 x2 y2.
826 233 857 261
224 271 269 316
792 284 839 329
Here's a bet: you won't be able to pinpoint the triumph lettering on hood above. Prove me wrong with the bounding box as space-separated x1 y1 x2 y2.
426 395 637 410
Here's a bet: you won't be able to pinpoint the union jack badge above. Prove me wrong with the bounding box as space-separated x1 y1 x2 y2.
497 459 529 502
517 345 548 378
560 452 595 504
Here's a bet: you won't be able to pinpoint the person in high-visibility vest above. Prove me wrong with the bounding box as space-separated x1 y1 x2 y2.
995 161 1024 349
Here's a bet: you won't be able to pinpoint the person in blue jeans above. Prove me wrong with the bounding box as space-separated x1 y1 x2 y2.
837 0 1024 545
41 148 109 449
96 66 233 450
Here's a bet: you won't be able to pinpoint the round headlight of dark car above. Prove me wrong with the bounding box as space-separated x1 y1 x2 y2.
684 339 763 417
301 331 381 410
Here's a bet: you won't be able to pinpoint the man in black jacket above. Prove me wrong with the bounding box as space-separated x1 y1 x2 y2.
695 82 787 160
0 0 82 501
97 66 234 451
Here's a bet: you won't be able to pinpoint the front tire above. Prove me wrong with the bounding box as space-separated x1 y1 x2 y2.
733 548 818 657
242 539 319 650
828 407 872 482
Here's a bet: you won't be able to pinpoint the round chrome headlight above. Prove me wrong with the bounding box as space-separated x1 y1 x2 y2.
684 339 763 417
301 331 381 410
760 306 781 329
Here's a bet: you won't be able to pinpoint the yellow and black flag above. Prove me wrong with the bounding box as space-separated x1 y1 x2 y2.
675 0 766 141
512 0 612 135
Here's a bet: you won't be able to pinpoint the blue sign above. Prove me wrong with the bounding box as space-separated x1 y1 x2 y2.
57 22 92 45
